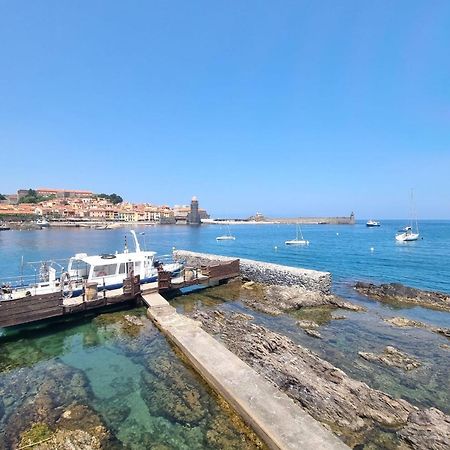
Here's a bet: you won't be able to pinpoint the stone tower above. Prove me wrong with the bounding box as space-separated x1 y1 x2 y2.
187 196 201 225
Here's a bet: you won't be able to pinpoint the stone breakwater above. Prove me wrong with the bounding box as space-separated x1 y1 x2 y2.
173 250 332 294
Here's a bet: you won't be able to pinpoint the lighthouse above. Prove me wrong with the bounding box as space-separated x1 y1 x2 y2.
187 196 201 225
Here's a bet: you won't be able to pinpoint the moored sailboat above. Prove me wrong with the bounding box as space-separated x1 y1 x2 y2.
285 223 309 245
395 190 420 242
216 225 236 241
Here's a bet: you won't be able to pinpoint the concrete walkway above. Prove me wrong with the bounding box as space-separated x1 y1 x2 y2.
142 293 349 450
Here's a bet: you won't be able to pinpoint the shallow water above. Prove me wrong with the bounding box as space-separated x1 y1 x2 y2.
0 308 262 449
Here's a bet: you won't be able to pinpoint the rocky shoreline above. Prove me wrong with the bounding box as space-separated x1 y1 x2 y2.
355 282 450 312
189 308 450 449
240 281 365 316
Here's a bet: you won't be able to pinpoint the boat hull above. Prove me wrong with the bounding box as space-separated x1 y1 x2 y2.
395 233 420 242
285 240 309 245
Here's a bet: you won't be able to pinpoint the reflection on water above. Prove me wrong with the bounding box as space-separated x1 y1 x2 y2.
0 309 263 449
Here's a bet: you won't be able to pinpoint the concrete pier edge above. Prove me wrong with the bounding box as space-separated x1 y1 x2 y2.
143 292 349 450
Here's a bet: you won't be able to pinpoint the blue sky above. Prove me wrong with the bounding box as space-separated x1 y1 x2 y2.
1 1 449 218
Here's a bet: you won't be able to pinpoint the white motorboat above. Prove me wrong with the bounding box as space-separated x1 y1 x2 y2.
36 218 50 227
366 220 381 227
0 231 182 301
395 190 420 242
285 223 309 245
216 225 236 241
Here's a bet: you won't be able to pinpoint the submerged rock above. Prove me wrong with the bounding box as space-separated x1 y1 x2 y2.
140 355 207 425
358 346 422 371
304 329 322 339
297 319 320 329
355 282 450 312
384 316 450 340
123 315 144 327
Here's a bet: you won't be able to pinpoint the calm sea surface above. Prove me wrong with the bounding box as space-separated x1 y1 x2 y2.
1 220 450 292
1 221 449 449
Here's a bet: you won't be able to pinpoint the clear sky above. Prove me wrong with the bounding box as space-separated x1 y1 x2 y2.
1 1 449 219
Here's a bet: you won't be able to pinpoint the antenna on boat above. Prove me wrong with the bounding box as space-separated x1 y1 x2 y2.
130 230 141 253
124 235 128 253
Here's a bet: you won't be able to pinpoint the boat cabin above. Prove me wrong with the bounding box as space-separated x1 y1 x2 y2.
68 251 157 283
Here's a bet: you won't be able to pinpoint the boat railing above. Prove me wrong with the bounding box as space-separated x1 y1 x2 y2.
155 253 179 265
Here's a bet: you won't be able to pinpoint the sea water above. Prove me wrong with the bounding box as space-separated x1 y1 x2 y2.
1 222 449 448
1 220 449 292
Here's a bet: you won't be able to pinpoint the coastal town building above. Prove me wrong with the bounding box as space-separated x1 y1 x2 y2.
0 188 208 225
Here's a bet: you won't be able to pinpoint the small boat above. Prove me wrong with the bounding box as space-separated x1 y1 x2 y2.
395 226 420 242
285 224 309 245
395 190 420 242
366 220 381 227
36 218 50 227
93 224 110 230
216 225 235 241
0 223 10 231
0 231 183 301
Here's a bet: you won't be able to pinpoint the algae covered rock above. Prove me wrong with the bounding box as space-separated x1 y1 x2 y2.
358 346 422 371
19 422 54 448
140 355 207 425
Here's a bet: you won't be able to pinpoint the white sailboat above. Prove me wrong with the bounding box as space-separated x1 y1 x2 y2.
285 223 309 245
216 225 236 241
396 190 420 242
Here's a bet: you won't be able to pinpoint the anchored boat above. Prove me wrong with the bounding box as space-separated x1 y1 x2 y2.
0 231 182 301
366 220 381 227
285 223 309 245
216 225 236 241
395 190 420 242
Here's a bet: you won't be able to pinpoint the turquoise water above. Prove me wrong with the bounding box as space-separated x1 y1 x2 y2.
0 309 262 449
1 221 450 293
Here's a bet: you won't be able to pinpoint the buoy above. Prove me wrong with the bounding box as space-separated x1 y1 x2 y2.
370 247 375 252
274 246 278 251
336 232 339 236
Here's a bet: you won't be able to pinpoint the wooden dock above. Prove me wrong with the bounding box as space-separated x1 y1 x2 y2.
0 259 240 328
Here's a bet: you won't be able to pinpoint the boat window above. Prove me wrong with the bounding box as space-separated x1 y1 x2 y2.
118 263 126 274
134 261 141 272
69 259 91 279
93 264 117 278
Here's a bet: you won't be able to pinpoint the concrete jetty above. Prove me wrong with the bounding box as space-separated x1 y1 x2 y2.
142 291 348 450
174 250 332 293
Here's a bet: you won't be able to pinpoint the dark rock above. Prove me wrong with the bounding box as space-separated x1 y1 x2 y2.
355 282 450 312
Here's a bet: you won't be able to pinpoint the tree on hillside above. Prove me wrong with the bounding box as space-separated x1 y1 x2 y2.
0 194 6 200
97 193 123 204
18 189 55 204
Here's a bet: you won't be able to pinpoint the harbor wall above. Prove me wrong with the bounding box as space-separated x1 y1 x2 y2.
173 250 332 294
